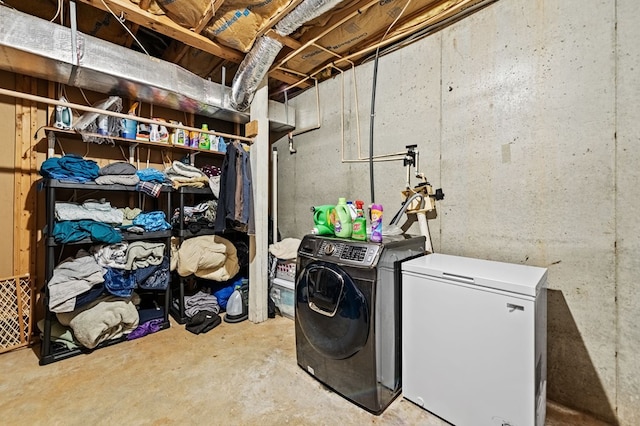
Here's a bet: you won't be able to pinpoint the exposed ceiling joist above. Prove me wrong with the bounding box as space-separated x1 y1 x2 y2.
75 0 307 88
75 0 244 62
2 0 496 103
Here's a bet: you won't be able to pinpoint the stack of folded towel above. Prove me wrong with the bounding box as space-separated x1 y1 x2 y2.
165 161 210 188
95 161 140 186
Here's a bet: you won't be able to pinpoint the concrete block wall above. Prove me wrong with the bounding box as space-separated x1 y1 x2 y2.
273 0 639 424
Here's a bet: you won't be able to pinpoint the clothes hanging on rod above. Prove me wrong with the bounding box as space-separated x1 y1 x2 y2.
215 141 255 234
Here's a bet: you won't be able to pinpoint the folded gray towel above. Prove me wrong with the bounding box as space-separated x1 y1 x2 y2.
168 160 205 178
99 161 138 176
94 174 140 185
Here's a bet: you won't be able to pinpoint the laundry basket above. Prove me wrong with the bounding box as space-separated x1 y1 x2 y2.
0 274 33 353
275 259 296 282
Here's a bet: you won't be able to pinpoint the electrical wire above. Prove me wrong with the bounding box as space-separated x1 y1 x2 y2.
50 0 62 23
78 88 92 106
368 0 413 203
99 0 151 57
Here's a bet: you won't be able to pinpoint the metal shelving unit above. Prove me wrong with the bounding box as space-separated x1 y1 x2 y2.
169 186 217 324
39 178 173 365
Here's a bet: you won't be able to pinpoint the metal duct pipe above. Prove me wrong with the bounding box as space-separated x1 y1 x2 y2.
230 0 345 111
0 6 293 130
231 37 283 112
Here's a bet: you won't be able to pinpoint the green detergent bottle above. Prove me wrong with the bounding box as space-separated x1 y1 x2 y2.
311 205 335 235
333 197 353 238
198 124 211 150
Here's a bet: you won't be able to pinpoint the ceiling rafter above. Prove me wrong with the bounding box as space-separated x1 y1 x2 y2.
74 0 302 86
75 0 244 61
272 0 493 92
330 0 492 67
165 0 224 64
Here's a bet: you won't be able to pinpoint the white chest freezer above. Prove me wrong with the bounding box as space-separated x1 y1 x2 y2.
401 253 547 426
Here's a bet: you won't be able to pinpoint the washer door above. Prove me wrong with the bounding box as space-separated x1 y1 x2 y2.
296 261 369 360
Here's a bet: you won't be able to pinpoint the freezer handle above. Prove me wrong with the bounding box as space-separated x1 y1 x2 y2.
442 272 475 283
507 303 525 312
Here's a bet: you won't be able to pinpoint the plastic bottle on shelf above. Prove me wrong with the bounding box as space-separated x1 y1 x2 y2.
149 123 160 142
217 137 227 153
347 201 357 221
199 124 211 150
209 132 219 151
352 200 367 241
173 123 186 145
333 197 352 238
370 203 383 242
189 130 199 148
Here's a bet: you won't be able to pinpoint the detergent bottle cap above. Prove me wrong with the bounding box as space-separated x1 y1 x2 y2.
355 200 364 210
338 197 346 204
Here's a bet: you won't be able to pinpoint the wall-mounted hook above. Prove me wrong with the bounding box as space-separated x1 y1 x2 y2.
288 132 297 155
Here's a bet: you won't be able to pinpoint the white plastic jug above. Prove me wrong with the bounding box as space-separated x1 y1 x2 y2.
224 286 247 323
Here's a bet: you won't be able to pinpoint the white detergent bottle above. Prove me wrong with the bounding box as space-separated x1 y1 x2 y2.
224 285 247 323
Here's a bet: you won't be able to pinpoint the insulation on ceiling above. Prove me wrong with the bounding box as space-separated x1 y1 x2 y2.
284 0 483 74
155 0 213 28
203 0 292 52
130 0 165 16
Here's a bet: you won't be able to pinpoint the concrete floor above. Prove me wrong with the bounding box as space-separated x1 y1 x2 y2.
0 315 611 425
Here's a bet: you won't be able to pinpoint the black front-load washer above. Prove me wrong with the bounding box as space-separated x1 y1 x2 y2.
295 234 425 414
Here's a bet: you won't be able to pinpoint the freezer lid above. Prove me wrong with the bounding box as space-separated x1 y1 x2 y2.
402 253 547 297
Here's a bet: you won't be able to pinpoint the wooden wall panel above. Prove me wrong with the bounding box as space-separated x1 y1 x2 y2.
13 75 41 281
0 71 16 278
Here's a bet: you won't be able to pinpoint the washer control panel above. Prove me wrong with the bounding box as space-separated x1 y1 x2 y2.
317 240 380 267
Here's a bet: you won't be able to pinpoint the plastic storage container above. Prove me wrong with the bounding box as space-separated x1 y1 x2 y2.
270 277 294 319
275 259 296 281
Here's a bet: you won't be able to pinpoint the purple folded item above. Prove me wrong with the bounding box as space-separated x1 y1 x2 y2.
126 318 164 340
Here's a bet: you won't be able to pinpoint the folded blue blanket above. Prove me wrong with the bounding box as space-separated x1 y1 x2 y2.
53 220 122 244
40 154 100 182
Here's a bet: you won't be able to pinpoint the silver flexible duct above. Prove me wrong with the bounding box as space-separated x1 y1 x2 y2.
230 36 283 112
230 0 345 111
275 0 345 36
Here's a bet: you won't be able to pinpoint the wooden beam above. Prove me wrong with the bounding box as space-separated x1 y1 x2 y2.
269 69 313 88
14 76 37 278
75 0 245 63
165 0 224 63
273 0 383 69
124 23 140 48
245 120 259 138
265 29 302 51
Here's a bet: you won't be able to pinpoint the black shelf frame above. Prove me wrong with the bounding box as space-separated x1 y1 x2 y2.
169 185 218 324
39 178 173 365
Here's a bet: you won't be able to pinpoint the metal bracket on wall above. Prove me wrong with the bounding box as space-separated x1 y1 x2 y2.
70 1 79 66
128 144 139 164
